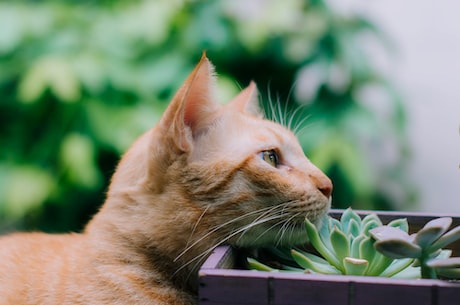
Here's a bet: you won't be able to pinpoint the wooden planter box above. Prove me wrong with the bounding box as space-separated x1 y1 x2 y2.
199 210 460 305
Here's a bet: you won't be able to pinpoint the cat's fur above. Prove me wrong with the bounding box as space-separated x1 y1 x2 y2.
0 55 332 305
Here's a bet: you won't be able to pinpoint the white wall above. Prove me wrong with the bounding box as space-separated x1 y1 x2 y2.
333 1 460 214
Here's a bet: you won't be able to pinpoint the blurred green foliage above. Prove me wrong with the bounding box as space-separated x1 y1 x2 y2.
0 0 414 233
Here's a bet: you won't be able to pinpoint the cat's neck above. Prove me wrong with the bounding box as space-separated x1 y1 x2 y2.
85 185 217 294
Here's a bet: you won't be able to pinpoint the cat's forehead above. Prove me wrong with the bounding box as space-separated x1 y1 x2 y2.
191 111 303 162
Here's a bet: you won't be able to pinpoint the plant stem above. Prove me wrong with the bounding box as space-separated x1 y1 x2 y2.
420 253 437 279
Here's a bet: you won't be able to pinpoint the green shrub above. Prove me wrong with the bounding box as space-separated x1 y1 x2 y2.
0 0 413 232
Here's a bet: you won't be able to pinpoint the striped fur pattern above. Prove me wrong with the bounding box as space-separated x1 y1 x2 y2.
0 55 332 305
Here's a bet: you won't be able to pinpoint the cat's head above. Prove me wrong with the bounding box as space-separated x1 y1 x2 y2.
108 54 331 249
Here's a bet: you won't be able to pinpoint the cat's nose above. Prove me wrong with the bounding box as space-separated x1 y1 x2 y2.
310 173 333 198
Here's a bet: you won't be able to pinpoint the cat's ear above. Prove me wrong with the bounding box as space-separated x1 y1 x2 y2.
159 53 219 152
227 81 263 118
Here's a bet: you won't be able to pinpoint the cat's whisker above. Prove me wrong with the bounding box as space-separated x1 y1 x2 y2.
287 105 306 133
266 87 278 123
235 202 292 244
173 204 281 262
202 204 283 249
292 114 312 136
275 212 304 247
184 205 211 250
261 210 296 247
225 213 287 246
175 212 288 277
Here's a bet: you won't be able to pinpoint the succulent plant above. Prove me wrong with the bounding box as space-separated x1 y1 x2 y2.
247 208 460 280
370 217 460 279
248 208 418 277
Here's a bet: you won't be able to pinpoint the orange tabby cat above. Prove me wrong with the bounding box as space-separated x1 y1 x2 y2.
0 55 332 305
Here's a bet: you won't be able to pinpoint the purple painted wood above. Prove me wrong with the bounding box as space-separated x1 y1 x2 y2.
199 210 460 305
272 273 349 305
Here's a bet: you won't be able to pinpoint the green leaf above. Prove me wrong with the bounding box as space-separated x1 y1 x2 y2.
348 218 361 238
426 257 460 269
305 218 341 269
59 133 102 189
329 217 343 232
340 207 362 235
247 258 277 272
268 247 296 264
369 225 411 242
3 165 55 217
359 236 376 263
291 249 341 275
414 217 452 249
343 257 368 275
361 214 382 236
18 56 81 103
362 219 382 236
379 258 415 278
428 225 460 252
350 234 366 258
293 248 331 265
317 215 333 250
374 239 422 259
362 213 382 227
433 267 460 279
390 265 421 279
365 252 394 276
426 257 460 279
330 226 350 266
387 218 409 233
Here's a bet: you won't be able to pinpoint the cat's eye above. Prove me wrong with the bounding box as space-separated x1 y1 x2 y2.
260 150 280 168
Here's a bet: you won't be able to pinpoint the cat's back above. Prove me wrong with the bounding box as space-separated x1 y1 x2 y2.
0 232 88 304
0 232 196 305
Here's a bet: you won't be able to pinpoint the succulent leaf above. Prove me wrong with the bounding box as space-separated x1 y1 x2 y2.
361 219 381 237
387 218 409 233
247 257 277 272
433 268 460 279
317 217 333 250
291 249 341 274
369 225 412 242
348 218 361 238
426 257 460 268
423 217 452 233
359 236 376 264
268 247 295 263
426 257 460 279
293 248 330 265
350 234 366 258
343 257 368 275
366 252 394 276
361 214 382 229
379 258 415 278
341 208 361 235
305 218 341 268
414 217 452 249
374 239 422 259
390 265 421 279
331 226 350 266
429 226 460 252
329 217 342 231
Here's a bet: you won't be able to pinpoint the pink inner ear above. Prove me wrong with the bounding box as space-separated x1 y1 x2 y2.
228 81 262 117
181 56 218 130
183 93 210 128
